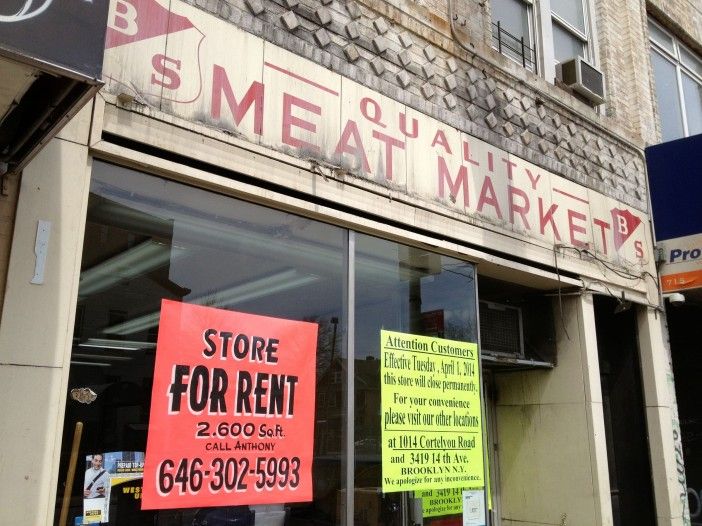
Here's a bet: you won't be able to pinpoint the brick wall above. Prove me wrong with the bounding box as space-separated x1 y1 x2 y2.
595 0 659 145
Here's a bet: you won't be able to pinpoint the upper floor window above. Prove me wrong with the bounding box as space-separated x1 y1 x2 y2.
649 18 702 142
491 0 537 71
550 0 590 64
491 0 595 80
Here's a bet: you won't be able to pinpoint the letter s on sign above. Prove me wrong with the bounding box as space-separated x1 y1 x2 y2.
151 55 182 90
635 240 644 258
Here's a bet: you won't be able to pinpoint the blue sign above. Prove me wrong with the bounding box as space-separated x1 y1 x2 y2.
646 134 702 292
646 134 702 242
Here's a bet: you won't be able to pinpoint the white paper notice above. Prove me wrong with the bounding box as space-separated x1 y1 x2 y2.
463 489 486 526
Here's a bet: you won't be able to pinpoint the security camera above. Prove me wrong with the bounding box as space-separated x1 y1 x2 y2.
664 293 685 306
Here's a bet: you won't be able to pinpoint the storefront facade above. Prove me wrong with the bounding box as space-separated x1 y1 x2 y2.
0 0 689 524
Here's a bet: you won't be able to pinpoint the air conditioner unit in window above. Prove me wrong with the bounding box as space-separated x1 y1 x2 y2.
556 57 605 105
479 301 524 358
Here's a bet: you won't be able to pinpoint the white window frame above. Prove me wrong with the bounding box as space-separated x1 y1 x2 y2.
550 0 590 61
542 0 598 82
649 18 702 140
492 0 600 85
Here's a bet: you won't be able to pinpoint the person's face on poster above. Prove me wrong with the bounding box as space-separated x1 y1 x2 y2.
91 455 103 470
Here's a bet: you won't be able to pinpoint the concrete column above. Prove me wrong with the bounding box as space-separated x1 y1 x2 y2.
637 307 691 526
495 294 613 526
0 103 93 525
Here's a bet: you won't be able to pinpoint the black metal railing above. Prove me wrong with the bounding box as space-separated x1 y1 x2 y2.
492 21 537 71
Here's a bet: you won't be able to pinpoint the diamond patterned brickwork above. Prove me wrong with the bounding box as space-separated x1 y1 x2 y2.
183 0 648 211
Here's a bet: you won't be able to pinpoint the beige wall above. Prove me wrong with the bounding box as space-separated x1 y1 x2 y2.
0 105 93 525
495 295 613 525
595 0 659 144
494 294 691 526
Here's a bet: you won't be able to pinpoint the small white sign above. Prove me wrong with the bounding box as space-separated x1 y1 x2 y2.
463 489 486 526
31 220 51 285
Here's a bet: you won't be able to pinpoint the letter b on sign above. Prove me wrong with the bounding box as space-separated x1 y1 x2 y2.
109 0 138 36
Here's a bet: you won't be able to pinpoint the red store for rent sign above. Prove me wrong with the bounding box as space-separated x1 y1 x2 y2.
141 300 318 509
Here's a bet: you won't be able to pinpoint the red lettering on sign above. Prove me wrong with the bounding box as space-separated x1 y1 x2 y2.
635 240 644 258
372 131 405 181
508 186 530 229
211 66 264 135
335 120 370 173
568 210 588 247
610 208 642 251
502 158 517 181
538 199 561 240
399 113 418 138
106 0 195 49
151 54 181 90
282 93 321 153
477 176 503 219
437 157 469 206
593 219 610 255
360 97 386 128
431 130 452 154
525 169 541 190
462 141 480 166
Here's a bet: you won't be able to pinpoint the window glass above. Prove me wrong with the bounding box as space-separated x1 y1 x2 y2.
682 72 702 137
492 0 531 46
651 48 685 141
353 233 478 525
551 0 585 33
649 18 702 141
55 158 487 526
55 161 347 525
552 22 586 63
491 0 536 70
680 46 702 78
647 20 674 54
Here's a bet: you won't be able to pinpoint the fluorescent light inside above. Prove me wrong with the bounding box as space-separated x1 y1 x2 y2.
79 240 183 297
73 353 134 361
70 361 112 367
78 338 156 351
102 269 319 336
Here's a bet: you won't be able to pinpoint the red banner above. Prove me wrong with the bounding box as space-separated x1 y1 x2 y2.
141 300 318 509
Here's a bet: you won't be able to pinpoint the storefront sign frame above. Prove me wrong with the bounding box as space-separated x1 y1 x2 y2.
102 0 653 275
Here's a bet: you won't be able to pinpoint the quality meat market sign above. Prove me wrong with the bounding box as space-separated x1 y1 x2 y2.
104 0 651 268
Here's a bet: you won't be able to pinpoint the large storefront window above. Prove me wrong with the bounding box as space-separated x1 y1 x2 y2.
354 234 479 525
55 161 481 525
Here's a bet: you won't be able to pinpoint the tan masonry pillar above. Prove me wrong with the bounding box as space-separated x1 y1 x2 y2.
637 307 691 526
495 294 613 526
0 103 94 525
